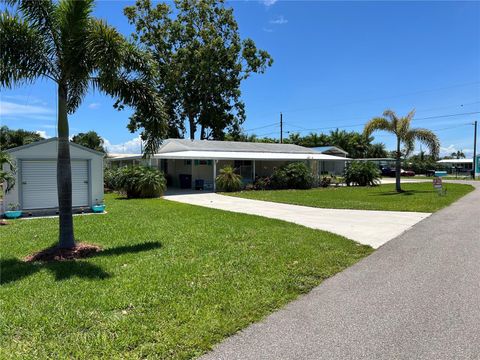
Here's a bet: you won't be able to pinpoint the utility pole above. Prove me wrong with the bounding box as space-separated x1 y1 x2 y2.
473 120 477 179
280 112 283 144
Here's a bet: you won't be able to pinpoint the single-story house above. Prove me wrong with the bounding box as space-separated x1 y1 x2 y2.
107 139 350 191
437 157 480 176
2 138 104 214
311 146 348 175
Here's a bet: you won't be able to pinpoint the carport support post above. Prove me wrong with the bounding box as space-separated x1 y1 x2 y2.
253 160 256 183
213 160 217 192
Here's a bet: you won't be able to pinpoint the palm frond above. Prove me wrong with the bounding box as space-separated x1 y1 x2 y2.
363 117 393 137
87 18 124 74
0 170 16 193
408 128 440 158
0 11 53 87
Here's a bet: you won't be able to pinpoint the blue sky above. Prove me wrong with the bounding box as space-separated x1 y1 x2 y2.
1 0 479 155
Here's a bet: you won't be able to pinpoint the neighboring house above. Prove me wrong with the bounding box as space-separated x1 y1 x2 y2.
437 157 480 176
311 146 348 175
355 158 397 167
1 138 104 214
107 139 349 191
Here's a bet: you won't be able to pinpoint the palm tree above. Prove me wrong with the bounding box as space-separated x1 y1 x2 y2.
364 109 439 192
1 0 166 248
0 150 16 194
451 150 465 159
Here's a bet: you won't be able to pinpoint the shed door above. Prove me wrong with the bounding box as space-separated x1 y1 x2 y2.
22 160 89 209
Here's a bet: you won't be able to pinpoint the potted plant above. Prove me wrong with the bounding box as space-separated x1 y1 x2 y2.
5 203 22 219
91 199 106 213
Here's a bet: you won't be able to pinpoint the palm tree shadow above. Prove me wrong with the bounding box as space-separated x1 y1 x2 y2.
373 190 434 196
1 241 162 285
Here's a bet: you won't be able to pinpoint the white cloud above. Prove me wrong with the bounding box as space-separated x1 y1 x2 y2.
104 136 143 154
88 102 101 110
261 0 278 6
262 27 274 33
269 15 288 24
0 100 53 117
440 145 473 157
36 130 52 139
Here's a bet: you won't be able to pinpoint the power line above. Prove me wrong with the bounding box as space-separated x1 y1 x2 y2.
280 111 480 134
244 122 278 132
245 81 480 119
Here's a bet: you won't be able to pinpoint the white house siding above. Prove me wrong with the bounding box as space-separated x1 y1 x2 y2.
2 139 103 213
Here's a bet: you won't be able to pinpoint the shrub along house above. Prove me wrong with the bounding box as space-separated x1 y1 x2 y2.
107 139 349 191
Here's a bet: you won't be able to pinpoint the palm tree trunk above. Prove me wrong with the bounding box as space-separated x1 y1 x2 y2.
57 84 75 248
189 114 195 140
395 137 402 192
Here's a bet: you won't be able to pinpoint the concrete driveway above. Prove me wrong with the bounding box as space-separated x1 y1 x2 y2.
163 192 430 248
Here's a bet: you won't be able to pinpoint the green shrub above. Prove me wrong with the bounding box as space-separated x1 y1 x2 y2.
216 166 243 192
270 162 314 189
344 161 381 186
254 176 271 190
319 176 332 188
104 168 120 191
116 166 167 198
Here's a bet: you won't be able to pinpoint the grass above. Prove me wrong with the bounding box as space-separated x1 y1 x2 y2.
227 182 474 213
0 193 372 359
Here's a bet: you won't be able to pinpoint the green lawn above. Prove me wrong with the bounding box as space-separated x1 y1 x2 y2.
0 194 372 359
227 183 474 213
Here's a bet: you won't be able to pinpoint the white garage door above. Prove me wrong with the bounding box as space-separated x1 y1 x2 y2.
22 160 89 209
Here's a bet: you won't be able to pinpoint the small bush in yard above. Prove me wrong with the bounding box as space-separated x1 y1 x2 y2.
104 168 120 191
271 162 314 189
116 166 167 198
319 176 332 188
344 160 381 187
216 166 243 192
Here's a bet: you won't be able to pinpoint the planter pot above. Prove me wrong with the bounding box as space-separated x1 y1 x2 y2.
5 210 22 219
91 204 106 213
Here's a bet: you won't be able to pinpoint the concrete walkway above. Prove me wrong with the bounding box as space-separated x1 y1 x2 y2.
163 192 430 248
201 182 480 360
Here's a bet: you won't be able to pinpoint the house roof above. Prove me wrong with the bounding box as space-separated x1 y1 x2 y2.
311 146 348 155
437 159 473 164
158 139 320 154
152 150 346 161
107 138 350 161
5 137 104 156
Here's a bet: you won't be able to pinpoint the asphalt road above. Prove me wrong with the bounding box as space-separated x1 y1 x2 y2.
202 182 480 360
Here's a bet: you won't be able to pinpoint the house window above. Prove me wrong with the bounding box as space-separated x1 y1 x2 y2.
194 160 212 166
184 159 192 166
234 160 252 167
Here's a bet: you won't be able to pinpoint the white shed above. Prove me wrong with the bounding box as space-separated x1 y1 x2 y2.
2 138 104 214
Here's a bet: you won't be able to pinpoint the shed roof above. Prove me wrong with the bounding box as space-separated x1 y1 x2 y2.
5 137 104 156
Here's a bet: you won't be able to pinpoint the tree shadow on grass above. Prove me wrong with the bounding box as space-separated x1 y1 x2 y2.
1 241 162 286
373 190 434 196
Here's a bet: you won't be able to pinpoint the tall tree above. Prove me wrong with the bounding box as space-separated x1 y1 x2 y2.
451 150 465 159
71 131 106 153
125 0 273 140
1 0 167 248
365 142 388 158
364 109 439 192
0 125 44 150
